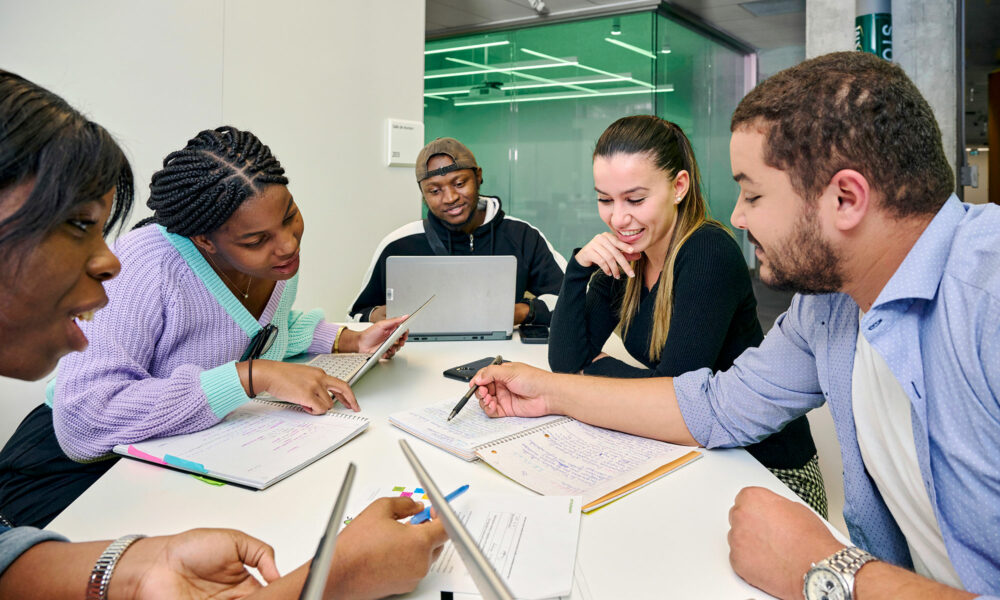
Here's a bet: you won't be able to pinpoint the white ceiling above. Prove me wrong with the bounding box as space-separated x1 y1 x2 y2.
426 0 806 50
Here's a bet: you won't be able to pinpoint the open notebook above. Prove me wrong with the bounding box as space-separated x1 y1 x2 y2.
389 400 700 512
114 399 369 489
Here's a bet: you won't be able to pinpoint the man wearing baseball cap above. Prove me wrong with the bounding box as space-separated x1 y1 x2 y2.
349 137 566 324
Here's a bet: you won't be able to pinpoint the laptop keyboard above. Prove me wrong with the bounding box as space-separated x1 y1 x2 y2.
308 353 371 381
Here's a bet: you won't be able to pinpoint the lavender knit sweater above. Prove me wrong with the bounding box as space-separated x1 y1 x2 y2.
49 225 340 461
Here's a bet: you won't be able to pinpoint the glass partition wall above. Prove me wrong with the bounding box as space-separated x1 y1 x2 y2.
424 11 752 263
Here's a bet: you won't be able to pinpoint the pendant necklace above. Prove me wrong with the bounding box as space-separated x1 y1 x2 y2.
206 253 253 300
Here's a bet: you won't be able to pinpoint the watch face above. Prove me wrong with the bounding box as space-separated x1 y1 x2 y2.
804 566 848 600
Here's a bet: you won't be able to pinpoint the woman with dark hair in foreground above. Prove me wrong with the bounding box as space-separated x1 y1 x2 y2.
0 69 445 599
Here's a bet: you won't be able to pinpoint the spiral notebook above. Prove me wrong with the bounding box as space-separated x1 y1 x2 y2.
113 400 369 489
389 400 700 512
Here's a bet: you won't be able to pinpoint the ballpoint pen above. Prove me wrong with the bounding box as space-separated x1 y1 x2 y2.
447 355 502 421
409 484 470 524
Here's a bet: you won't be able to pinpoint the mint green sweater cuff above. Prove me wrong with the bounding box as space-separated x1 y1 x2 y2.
200 361 251 418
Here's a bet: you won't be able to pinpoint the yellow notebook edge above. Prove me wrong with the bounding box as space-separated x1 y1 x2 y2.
581 450 703 513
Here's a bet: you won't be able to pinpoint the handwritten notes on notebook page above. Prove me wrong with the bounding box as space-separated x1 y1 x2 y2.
388 399 563 460
113 400 369 489
389 400 700 511
475 420 701 512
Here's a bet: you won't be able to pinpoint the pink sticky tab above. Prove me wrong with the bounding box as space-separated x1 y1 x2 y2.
127 445 167 465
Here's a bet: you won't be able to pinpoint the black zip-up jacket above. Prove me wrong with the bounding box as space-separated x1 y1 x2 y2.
349 196 566 324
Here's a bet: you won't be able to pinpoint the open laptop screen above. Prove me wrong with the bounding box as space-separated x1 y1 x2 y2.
387 256 515 341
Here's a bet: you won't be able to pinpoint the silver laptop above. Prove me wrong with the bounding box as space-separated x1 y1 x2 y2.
386 256 515 341
307 295 433 384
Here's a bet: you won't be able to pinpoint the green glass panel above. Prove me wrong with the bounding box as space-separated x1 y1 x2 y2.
655 14 747 253
424 11 749 263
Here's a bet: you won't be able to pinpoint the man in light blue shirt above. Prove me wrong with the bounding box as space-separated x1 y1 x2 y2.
471 52 998 600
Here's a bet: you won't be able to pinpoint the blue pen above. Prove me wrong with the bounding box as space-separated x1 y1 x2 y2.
409 484 469 524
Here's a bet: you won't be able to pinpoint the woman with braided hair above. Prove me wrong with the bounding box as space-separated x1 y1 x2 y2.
0 72 445 599
0 126 410 528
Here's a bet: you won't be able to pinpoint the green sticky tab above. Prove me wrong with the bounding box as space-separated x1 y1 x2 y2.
192 475 226 486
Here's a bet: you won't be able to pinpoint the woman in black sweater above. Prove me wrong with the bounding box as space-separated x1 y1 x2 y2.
548 115 826 516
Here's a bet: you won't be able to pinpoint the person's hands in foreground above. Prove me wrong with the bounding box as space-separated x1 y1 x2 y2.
728 486 844 600
323 496 448 600
120 528 281 600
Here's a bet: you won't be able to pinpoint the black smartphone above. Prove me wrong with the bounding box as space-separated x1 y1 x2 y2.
443 357 509 382
519 324 549 344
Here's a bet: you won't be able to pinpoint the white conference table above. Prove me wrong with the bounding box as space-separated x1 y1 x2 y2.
50 333 822 599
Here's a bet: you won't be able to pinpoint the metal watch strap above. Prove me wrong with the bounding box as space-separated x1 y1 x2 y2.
825 546 878 575
86 534 146 600
818 546 878 599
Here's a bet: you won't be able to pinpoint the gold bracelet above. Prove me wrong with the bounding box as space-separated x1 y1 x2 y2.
333 327 344 353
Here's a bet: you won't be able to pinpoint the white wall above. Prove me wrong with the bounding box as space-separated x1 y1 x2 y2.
0 0 425 444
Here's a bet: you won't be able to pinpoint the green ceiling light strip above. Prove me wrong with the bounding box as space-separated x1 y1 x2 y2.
453 85 674 107
520 48 654 89
444 57 597 94
501 76 626 91
604 37 658 59
424 40 510 55
425 59 577 80
425 76 633 99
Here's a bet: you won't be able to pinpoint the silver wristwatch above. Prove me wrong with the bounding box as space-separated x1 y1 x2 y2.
803 546 878 600
85 534 146 600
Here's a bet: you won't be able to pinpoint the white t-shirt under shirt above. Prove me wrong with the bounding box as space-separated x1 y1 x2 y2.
851 311 962 588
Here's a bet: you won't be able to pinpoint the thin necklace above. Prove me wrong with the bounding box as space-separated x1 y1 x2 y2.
206 253 253 300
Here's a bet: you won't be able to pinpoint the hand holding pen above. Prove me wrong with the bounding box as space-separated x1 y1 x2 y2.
447 355 502 421
409 484 469 524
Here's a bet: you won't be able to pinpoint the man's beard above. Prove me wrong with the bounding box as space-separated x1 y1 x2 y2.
439 203 478 232
752 209 844 295
437 194 483 232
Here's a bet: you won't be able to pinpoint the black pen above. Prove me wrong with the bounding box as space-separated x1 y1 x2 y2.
447 355 502 422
